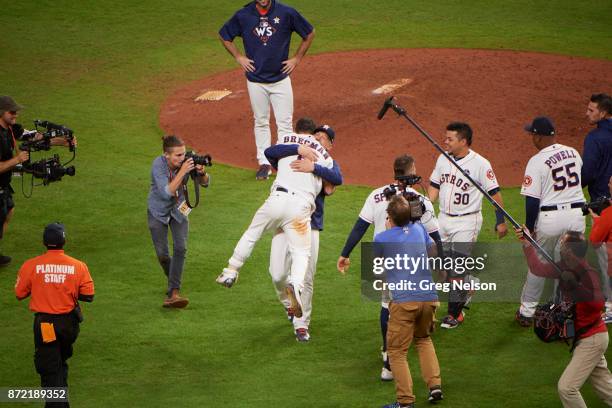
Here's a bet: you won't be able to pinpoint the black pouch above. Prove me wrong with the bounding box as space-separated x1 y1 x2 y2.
563 319 575 338
72 305 84 323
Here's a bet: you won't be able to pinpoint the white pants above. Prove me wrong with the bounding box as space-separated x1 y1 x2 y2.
246 77 294 165
520 208 585 317
595 245 612 313
229 190 312 291
270 229 319 330
439 212 483 254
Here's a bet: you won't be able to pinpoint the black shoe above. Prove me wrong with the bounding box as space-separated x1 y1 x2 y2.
428 385 443 403
0 255 11 267
256 164 272 180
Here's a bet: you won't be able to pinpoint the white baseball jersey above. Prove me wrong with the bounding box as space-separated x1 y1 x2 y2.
430 150 499 215
520 144 585 206
358 185 439 237
273 133 334 205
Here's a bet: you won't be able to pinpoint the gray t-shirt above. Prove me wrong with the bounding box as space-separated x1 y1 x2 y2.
147 155 188 224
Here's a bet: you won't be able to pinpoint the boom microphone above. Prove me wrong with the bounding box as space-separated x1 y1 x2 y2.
377 97 395 120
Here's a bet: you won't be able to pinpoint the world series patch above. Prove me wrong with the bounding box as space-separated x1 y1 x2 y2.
253 17 276 45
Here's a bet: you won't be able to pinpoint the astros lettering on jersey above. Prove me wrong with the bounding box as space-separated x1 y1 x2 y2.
430 150 499 215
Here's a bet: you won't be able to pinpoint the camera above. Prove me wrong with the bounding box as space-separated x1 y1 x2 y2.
382 186 426 222
17 155 75 185
19 120 75 152
582 196 611 216
185 151 212 167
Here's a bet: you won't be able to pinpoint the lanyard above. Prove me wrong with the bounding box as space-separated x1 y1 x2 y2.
166 160 187 204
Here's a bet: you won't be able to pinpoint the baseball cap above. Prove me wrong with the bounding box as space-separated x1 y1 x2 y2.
314 124 336 143
43 222 66 248
0 96 23 113
524 116 555 136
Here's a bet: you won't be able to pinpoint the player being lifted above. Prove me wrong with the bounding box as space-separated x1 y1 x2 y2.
428 122 507 329
216 118 334 323
338 155 441 381
515 117 586 326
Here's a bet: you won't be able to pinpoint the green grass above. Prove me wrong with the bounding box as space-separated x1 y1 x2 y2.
1 1 611 407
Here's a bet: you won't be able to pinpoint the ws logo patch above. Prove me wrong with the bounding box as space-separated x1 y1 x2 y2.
253 17 276 45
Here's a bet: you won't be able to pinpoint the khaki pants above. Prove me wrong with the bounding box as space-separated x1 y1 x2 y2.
558 331 612 408
387 301 441 405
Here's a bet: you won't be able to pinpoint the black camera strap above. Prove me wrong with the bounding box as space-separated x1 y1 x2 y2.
183 174 200 209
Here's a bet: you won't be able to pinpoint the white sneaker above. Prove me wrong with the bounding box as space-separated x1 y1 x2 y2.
603 311 612 325
216 268 238 288
381 367 394 381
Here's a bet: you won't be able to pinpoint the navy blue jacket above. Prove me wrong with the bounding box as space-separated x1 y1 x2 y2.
219 1 313 83
264 144 342 230
582 119 612 200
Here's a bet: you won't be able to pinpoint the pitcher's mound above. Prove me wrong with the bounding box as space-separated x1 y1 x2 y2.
160 48 612 186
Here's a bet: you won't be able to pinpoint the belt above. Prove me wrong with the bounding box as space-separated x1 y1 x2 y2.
442 210 479 218
276 186 288 193
540 202 584 212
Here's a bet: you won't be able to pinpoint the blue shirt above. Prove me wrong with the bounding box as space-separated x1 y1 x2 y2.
219 0 313 83
582 118 612 200
374 223 437 303
264 143 343 230
147 156 189 224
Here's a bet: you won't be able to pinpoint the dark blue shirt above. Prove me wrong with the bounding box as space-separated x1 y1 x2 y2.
582 119 612 200
264 143 342 230
219 0 313 83
374 224 437 303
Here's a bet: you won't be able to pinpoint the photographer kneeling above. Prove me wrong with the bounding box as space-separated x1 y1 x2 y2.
148 135 209 308
377 195 442 408
515 227 612 407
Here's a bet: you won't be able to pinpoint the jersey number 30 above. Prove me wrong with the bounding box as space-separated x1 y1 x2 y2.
552 163 579 191
453 192 470 205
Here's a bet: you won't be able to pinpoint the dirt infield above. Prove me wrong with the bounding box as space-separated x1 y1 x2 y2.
160 49 612 187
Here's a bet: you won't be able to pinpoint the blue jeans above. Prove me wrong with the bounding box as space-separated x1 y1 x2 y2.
147 210 188 296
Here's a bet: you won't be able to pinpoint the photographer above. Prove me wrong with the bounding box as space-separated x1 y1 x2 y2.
377 195 442 408
0 96 74 266
15 223 94 407
515 227 612 408
148 135 209 308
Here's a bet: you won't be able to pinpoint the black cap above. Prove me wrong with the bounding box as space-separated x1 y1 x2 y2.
524 116 555 136
314 124 336 143
0 96 23 113
43 223 66 248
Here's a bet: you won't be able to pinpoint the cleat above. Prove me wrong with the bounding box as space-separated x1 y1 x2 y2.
295 328 310 342
515 310 533 327
382 402 414 408
0 254 11 267
603 312 612 325
256 164 272 180
381 366 394 381
216 268 238 288
428 385 443 403
440 315 460 329
285 284 303 318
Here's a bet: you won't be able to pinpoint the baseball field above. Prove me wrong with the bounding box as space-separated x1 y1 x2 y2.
1 1 611 407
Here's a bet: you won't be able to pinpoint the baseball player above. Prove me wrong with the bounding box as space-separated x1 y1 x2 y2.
266 124 342 342
219 0 315 180
516 116 586 326
216 118 333 320
337 155 441 381
427 122 507 329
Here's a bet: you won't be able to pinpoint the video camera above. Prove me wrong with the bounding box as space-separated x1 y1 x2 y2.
382 187 426 222
19 120 75 152
17 155 76 186
582 196 611 216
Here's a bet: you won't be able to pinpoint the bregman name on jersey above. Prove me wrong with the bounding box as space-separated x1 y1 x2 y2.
281 134 330 160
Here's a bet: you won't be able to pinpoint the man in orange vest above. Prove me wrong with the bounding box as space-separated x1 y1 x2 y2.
15 223 94 407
